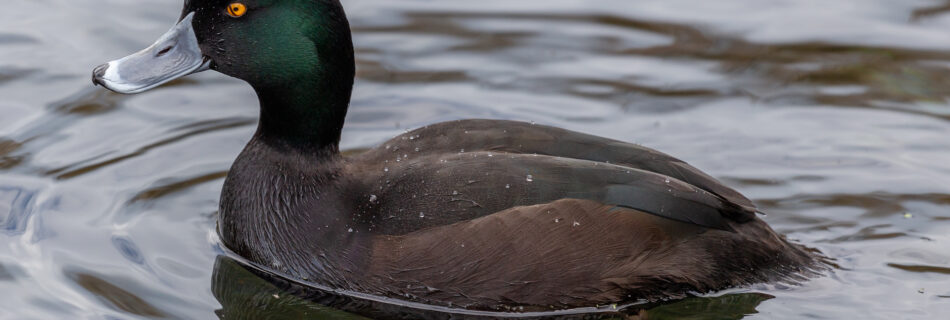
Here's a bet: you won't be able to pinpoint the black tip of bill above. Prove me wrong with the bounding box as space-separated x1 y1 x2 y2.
92 64 107 87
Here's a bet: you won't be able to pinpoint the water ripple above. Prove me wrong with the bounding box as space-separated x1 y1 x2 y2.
44 117 253 180
0 185 36 236
64 269 168 318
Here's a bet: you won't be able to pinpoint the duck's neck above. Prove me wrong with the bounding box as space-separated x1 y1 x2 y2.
253 78 351 153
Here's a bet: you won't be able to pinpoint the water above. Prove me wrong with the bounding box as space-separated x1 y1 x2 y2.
2 0 950 318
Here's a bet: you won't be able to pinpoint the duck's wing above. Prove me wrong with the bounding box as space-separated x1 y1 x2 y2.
349 151 752 235
368 199 809 308
354 119 755 214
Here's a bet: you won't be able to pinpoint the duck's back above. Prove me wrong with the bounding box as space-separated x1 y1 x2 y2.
347 119 756 234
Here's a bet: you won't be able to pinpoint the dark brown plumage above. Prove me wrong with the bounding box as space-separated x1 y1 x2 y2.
218 119 821 311
369 199 804 307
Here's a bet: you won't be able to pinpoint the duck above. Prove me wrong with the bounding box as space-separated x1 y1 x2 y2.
92 0 820 312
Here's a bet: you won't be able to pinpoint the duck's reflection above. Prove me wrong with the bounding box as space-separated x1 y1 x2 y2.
211 255 774 320
212 255 369 320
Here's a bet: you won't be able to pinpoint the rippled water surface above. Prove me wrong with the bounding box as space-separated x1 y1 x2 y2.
3 0 950 318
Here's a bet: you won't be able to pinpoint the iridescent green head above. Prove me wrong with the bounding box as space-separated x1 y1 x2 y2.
94 0 355 147
186 0 354 90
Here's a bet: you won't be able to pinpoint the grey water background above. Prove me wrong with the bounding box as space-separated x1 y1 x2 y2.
2 0 950 318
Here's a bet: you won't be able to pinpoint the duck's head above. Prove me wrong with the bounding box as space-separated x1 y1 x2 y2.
93 0 354 146
93 0 353 93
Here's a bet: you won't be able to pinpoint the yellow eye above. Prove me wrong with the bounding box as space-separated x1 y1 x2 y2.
227 3 247 18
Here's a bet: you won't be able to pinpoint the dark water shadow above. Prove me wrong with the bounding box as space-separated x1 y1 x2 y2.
0 33 38 46
759 192 950 219
64 268 169 318
912 2 950 21
887 263 950 275
48 86 126 116
128 170 229 205
823 224 909 243
0 261 21 282
0 66 38 85
0 139 24 170
634 293 774 320
213 256 370 320
211 255 774 320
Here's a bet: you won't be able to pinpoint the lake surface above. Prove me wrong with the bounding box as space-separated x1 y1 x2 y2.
2 0 950 318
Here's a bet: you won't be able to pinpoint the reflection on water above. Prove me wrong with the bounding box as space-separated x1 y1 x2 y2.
213 256 370 320
66 269 168 318
0 264 14 282
2 0 950 319
0 140 23 170
212 255 774 320
637 292 774 320
888 263 950 275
